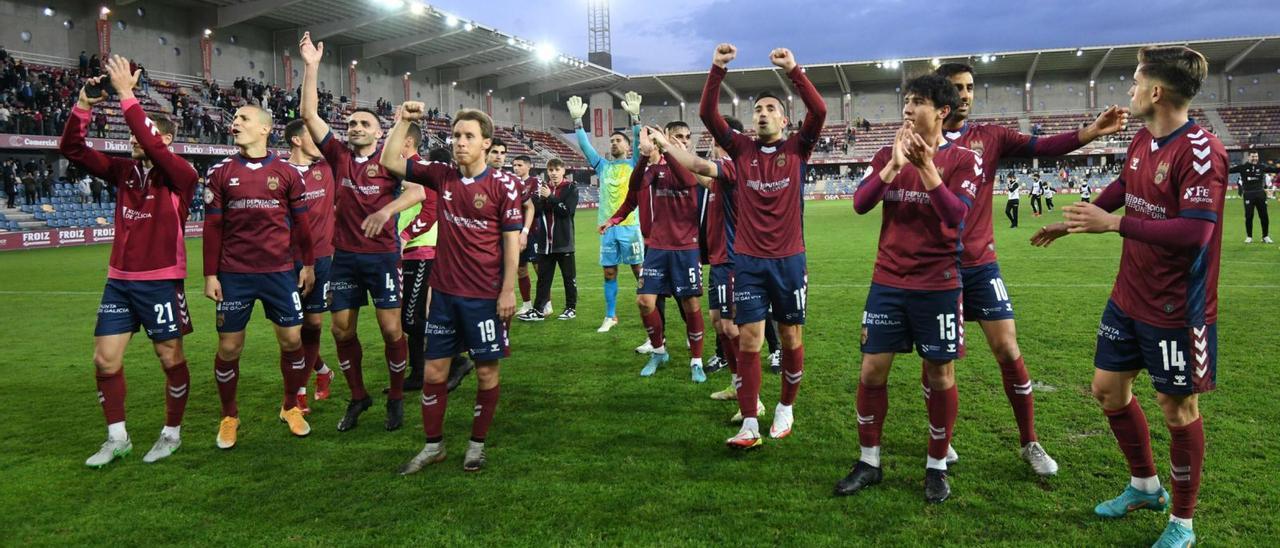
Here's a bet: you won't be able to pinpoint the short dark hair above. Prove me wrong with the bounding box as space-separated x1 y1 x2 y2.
611 130 631 143
489 138 507 152
452 109 494 140
754 92 788 117
723 116 745 133
1137 46 1208 106
664 121 690 133
427 147 452 163
147 113 176 138
349 107 380 122
904 74 961 116
934 63 975 80
513 154 533 164
284 119 307 145
405 122 422 149
546 158 565 170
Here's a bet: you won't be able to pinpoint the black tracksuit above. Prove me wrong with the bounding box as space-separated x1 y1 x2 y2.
533 180 579 311
1230 162 1280 238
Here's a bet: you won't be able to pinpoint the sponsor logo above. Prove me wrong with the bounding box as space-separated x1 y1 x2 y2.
229 177 240 186
1183 185 1212 203
745 177 790 193
22 232 51 247
441 209 490 231
93 227 115 240
226 198 281 210
443 190 453 201
59 229 86 244
1123 193 1168 220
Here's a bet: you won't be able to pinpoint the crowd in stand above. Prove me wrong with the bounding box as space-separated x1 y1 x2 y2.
0 48 79 136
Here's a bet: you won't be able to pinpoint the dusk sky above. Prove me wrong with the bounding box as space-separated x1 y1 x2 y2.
429 0 1280 74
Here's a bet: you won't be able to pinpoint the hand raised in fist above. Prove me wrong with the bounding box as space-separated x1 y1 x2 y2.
400 101 425 121
769 48 797 72
713 44 737 68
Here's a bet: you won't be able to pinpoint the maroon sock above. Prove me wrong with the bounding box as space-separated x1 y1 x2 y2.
301 325 322 370
685 309 705 359
162 361 189 427
780 346 804 405
471 385 501 442
856 382 888 448
1168 418 1205 519
642 308 665 349
420 382 448 442
213 356 239 418
518 274 531 302
1104 396 1157 478
386 336 408 400
736 350 762 419
280 347 307 410
725 335 739 375
336 336 368 400
998 356 1038 445
926 384 958 460
95 368 127 424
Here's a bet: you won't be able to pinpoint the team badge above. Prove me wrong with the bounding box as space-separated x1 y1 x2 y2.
637 276 645 289
969 140 985 155
267 176 280 191
203 188 214 204
1154 161 1170 185
313 170 324 181
473 192 488 209
216 313 225 328
366 165 380 178
774 156 787 168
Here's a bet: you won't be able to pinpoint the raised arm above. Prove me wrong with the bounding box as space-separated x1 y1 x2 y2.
649 128 720 182
699 44 737 151
298 32 331 143
59 76 120 179
771 48 826 147
104 56 198 192
620 91 644 166
567 96 604 169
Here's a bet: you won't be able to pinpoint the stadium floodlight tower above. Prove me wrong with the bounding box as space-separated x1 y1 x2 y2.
587 0 611 69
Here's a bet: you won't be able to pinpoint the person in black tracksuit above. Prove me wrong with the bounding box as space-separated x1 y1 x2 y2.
1230 151 1280 243
1029 174 1043 216
528 159 579 320
1005 179 1021 228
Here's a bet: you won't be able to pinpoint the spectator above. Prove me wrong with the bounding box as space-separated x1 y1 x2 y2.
77 173 92 204
90 174 103 205
39 167 52 200
0 104 9 133
88 54 100 76
21 170 36 204
93 110 107 138
78 51 88 76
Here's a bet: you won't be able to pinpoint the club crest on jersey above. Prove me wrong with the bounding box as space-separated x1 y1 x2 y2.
267 176 280 191
969 140 985 155
216 313 225 328
473 192 488 209
313 169 324 181
366 165 380 178
774 156 787 168
1154 161 1170 185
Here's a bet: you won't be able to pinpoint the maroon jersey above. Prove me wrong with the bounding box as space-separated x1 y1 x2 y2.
288 158 336 259
59 100 199 280
944 123 1084 267
520 175 539 204
404 161 523 299
700 64 826 259
866 144 980 290
705 160 739 266
610 154 701 251
1111 122 1227 328
318 132 400 254
204 154 310 274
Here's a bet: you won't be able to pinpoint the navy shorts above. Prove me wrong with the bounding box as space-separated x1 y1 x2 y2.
960 261 1015 322
734 253 807 325
95 279 193 341
216 271 304 333
637 248 703 298
520 237 539 265
329 250 402 311
1095 300 1217 395
860 283 964 361
295 255 333 314
709 263 735 319
424 290 509 362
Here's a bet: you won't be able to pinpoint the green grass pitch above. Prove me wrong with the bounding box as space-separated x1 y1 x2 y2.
1 197 1276 545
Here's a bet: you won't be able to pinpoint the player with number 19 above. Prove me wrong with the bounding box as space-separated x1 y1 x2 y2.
838 74 978 504
380 102 522 474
